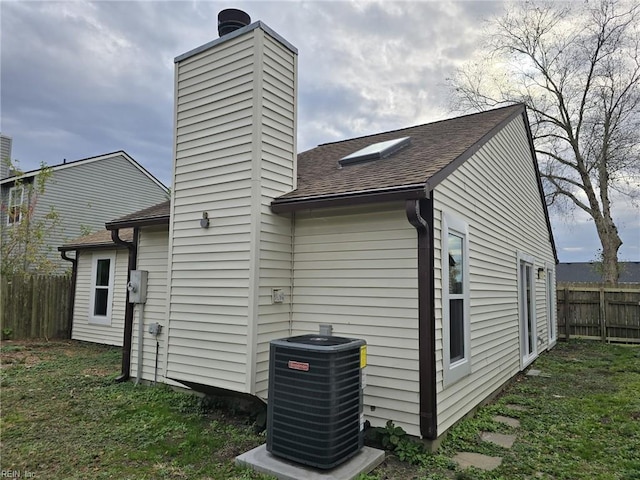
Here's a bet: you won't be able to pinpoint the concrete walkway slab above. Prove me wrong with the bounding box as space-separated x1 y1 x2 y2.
480 431 517 449
236 444 385 480
493 415 520 428
452 452 502 471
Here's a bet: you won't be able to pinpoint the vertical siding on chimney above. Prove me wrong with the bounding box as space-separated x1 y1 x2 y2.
255 36 297 398
166 25 297 395
167 32 256 392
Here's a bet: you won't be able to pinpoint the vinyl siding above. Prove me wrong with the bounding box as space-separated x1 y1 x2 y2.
166 26 296 394
0 135 11 179
1 154 167 272
433 114 556 435
254 35 297 399
291 203 421 436
130 226 171 383
71 248 128 346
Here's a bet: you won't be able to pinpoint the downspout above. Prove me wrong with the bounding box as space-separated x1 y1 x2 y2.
406 198 437 440
60 250 78 339
111 228 139 383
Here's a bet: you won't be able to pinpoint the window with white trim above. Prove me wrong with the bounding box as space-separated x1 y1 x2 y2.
7 186 24 225
442 212 471 386
88 253 116 325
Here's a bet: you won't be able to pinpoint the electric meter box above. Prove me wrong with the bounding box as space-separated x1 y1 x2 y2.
128 270 148 304
267 334 366 469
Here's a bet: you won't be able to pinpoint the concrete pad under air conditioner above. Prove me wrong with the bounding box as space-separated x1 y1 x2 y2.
236 444 385 480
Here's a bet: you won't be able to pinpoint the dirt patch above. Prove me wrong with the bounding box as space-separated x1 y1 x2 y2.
0 340 71 369
1 347 42 369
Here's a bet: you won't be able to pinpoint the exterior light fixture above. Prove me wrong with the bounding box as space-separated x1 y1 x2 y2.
200 212 210 228
537 267 545 279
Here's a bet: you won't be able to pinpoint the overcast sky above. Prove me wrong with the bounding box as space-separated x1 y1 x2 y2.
1 1 638 262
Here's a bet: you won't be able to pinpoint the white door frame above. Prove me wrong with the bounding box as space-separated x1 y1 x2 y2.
517 252 537 368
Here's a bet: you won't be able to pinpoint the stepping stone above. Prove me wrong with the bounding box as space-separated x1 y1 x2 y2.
505 404 528 411
480 431 517 448
526 369 541 376
493 415 520 428
452 452 502 471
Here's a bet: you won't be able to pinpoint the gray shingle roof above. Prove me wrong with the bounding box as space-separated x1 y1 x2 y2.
59 228 134 251
106 200 170 229
275 104 524 204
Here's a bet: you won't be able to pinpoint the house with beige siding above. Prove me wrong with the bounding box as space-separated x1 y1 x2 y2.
59 229 132 346
1 150 168 273
73 15 557 443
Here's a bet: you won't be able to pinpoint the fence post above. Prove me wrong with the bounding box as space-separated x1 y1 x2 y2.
599 288 606 343
564 288 570 341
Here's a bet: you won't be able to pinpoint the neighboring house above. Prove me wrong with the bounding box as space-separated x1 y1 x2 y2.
72 17 558 444
1 134 12 178
557 262 640 284
0 150 169 272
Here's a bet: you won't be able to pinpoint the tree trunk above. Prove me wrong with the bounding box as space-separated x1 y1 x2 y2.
596 214 622 285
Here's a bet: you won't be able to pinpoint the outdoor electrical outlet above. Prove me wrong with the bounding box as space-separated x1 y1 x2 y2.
148 323 162 336
272 289 285 304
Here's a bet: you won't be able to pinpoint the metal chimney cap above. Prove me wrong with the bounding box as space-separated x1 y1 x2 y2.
218 9 251 37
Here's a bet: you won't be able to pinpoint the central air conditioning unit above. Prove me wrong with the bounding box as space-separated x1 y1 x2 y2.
267 334 366 469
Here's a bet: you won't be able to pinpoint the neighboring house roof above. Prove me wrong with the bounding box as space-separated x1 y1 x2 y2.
557 262 640 284
59 228 134 251
0 151 167 192
106 200 171 229
271 104 525 211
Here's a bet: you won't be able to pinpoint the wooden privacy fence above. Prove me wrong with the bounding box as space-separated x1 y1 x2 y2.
557 284 640 343
1 275 72 340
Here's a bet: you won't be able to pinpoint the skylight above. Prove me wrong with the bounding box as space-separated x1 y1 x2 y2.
339 136 411 167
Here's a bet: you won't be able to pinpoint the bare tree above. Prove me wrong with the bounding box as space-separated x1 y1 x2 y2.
449 0 640 284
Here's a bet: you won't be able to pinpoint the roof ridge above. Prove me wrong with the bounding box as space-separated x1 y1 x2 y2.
315 103 523 149
1 150 128 179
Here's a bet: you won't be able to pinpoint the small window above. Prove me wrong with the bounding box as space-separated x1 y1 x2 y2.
339 136 411 166
7 186 24 225
89 253 116 325
442 212 470 386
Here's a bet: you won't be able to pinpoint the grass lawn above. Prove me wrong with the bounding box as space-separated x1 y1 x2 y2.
1 340 639 479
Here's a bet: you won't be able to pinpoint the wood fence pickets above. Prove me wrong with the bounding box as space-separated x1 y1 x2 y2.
1 275 72 340
557 283 640 343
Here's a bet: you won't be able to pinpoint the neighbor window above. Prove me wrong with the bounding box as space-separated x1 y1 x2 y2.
442 212 470 386
7 186 24 225
88 253 116 325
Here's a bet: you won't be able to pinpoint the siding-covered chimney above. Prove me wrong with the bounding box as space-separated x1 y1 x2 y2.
166 14 297 397
1 134 13 179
